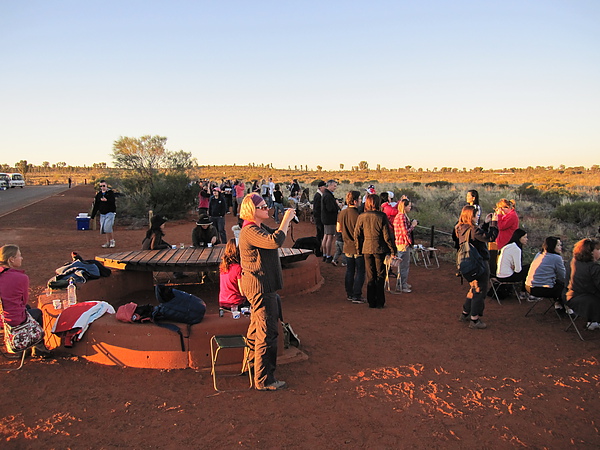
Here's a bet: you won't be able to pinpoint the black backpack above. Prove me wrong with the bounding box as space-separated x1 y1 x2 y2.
152 285 206 351
456 229 487 282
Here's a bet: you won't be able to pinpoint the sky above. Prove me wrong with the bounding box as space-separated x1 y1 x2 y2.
1 0 599 171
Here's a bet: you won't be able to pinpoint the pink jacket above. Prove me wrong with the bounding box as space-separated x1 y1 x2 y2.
0 267 29 326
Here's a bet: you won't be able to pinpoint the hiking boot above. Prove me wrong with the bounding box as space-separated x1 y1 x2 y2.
469 319 487 329
109 239 115 248
257 380 287 391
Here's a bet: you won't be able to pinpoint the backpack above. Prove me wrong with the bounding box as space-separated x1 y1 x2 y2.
456 228 487 282
151 285 207 351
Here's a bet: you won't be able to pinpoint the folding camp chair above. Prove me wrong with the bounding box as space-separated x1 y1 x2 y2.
489 278 522 305
210 335 253 392
384 255 402 294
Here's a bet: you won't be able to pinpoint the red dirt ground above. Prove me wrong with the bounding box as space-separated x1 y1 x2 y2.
1 185 599 448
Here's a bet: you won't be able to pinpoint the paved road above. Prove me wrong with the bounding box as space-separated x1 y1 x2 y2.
0 185 70 217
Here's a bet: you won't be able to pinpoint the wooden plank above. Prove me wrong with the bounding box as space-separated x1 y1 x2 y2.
206 246 224 266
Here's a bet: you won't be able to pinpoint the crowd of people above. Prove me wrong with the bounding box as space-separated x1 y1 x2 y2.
2 179 599 391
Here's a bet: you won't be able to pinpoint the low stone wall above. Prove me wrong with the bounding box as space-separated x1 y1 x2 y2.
37 254 320 370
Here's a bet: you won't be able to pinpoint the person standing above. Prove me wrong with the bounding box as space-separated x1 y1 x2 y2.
313 181 326 255
209 187 227 244
455 205 497 329
393 199 418 293
239 193 296 391
267 177 275 208
354 194 396 309
90 180 117 248
234 180 246 217
321 180 340 263
337 190 365 303
272 184 285 223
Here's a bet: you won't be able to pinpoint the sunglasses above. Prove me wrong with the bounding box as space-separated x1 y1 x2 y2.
256 205 269 210
99 185 107 188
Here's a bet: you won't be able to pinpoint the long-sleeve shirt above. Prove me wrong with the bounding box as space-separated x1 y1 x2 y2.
90 190 116 218
496 242 523 278
0 267 29 326
526 252 566 288
239 222 286 295
496 209 519 249
393 212 415 250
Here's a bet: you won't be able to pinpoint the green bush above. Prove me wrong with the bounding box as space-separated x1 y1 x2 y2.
117 172 197 219
310 179 324 186
552 201 600 227
340 179 350 184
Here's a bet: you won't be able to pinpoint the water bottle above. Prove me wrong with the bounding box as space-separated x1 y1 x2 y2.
67 278 77 307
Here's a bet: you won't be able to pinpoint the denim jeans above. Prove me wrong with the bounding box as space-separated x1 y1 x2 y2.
211 216 227 244
396 248 412 289
273 202 285 222
345 254 365 299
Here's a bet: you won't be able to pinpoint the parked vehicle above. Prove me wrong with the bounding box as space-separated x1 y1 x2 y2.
0 173 9 190
8 173 25 188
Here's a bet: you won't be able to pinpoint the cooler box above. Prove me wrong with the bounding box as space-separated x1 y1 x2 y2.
76 213 91 230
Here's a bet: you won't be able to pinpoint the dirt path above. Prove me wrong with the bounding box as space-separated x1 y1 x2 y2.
1 185 599 448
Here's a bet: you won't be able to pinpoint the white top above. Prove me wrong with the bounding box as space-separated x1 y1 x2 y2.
496 242 522 278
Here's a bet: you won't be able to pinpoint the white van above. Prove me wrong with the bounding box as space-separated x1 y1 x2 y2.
0 173 9 190
8 173 25 188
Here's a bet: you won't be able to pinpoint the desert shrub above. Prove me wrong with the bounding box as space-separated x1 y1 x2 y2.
552 201 600 227
310 179 324 186
541 188 582 207
412 182 421 187
482 182 496 189
425 180 453 189
117 172 197 219
353 181 364 188
396 188 420 202
515 183 541 201
368 180 379 185
340 179 350 184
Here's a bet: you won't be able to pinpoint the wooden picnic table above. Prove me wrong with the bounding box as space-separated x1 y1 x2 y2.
96 246 313 272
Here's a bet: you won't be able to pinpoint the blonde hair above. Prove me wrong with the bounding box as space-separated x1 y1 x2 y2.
239 195 257 221
0 244 20 267
496 198 516 209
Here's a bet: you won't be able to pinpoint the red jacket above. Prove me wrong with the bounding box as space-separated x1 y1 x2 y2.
496 209 519 250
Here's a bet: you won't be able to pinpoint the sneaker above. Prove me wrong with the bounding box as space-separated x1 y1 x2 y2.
527 296 543 302
401 287 412 293
331 260 338 267
518 292 529 301
101 242 110 248
341 262 347 267
586 322 600 331
469 319 487 329
257 380 287 391
326 256 333 264
322 256 327 262
347 295 354 301
406 284 412 289
458 313 469 322
109 239 115 248
352 297 367 304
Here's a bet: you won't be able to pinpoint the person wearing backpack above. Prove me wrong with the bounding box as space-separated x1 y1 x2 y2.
455 205 498 329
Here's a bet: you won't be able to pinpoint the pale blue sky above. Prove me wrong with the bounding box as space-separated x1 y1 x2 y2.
1 0 598 170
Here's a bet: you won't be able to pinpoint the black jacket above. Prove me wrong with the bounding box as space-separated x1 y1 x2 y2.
321 189 339 226
354 211 396 255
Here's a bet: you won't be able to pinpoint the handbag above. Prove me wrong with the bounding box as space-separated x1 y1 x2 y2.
3 312 45 353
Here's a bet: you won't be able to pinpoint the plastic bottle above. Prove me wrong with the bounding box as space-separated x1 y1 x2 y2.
67 278 77 307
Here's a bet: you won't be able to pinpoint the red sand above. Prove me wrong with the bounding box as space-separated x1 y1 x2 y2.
1 185 599 448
